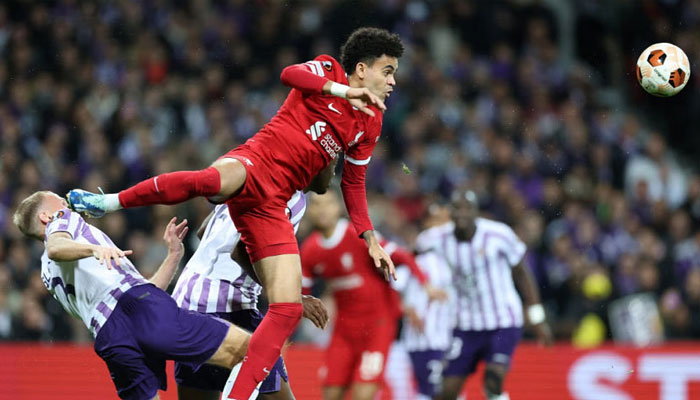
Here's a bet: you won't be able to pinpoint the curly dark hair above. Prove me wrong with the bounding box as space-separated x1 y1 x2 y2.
340 27 404 74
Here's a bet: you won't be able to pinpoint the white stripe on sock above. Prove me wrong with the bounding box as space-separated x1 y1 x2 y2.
221 362 262 400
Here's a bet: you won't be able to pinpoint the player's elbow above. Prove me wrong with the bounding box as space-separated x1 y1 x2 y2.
46 245 60 261
280 66 294 87
45 242 67 261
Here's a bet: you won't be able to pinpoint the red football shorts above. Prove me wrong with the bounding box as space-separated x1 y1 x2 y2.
220 146 299 263
322 316 397 386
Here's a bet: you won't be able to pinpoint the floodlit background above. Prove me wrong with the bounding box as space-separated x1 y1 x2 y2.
0 1 699 399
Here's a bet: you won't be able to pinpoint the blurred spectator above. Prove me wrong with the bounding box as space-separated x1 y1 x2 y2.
683 268 700 337
625 133 688 209
659 288 690 339
0 285 11 340
12 292 51 341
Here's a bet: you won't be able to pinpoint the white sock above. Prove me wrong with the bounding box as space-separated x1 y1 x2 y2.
104 193 123 211
221 362 262 400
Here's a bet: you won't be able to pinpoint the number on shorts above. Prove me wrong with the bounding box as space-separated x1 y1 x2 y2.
427 359 444 385
446 337 463 361
359 351 384 380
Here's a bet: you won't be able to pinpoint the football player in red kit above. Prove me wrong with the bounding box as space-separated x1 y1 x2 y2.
66 28 404 400
300 190 447 400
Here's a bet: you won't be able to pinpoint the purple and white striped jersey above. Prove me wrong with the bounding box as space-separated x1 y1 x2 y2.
172 191 306 313
398 250 455 352
41 208 148 337
414 221 454 254
426 218 527 331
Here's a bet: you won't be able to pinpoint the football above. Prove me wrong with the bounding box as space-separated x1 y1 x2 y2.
636 42 691 97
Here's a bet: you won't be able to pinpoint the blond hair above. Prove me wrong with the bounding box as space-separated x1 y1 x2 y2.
13 191 51 241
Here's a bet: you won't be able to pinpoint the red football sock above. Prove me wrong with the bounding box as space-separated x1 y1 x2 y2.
118 167 221 208
226 302 303 399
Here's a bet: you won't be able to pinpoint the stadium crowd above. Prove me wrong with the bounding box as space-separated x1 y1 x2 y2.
0 0 699 346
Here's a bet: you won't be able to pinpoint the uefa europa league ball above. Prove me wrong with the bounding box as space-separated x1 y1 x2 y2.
636 42 691 97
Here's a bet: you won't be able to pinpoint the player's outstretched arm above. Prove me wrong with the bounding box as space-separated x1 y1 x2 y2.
46 232 132 268
149 217 188 290
362 230 397 281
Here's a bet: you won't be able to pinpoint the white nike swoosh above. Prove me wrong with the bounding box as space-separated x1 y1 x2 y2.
328 103 342 115
263 367 270 374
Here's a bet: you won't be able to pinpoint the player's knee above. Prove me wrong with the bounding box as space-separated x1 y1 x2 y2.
484 368 504 397
436 378 461 400
437 389 459 400
219 328 251 368
436 391 458 400
351 383 380 400
234 338 251 365
211 158 246 201
259 382 296 400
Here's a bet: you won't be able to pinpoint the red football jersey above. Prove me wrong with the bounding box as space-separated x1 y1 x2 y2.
300 219 409 326
277 55 383 166
242 55 382 235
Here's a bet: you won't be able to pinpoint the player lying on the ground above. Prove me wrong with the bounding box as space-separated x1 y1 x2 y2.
174 161 335 400
300 190 447 400
14 191 251 400
65 27 403 399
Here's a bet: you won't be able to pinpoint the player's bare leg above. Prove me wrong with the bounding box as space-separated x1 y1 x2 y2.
323 385 346 400
177 386 220 400
350 382 381 400
254 254 303 303
224 254 303 399
178 373 295 400
435 376 466 400
209 158 248 203
483 363 510 400
259 380 296 400
179 321 298 400
205 324 251 368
